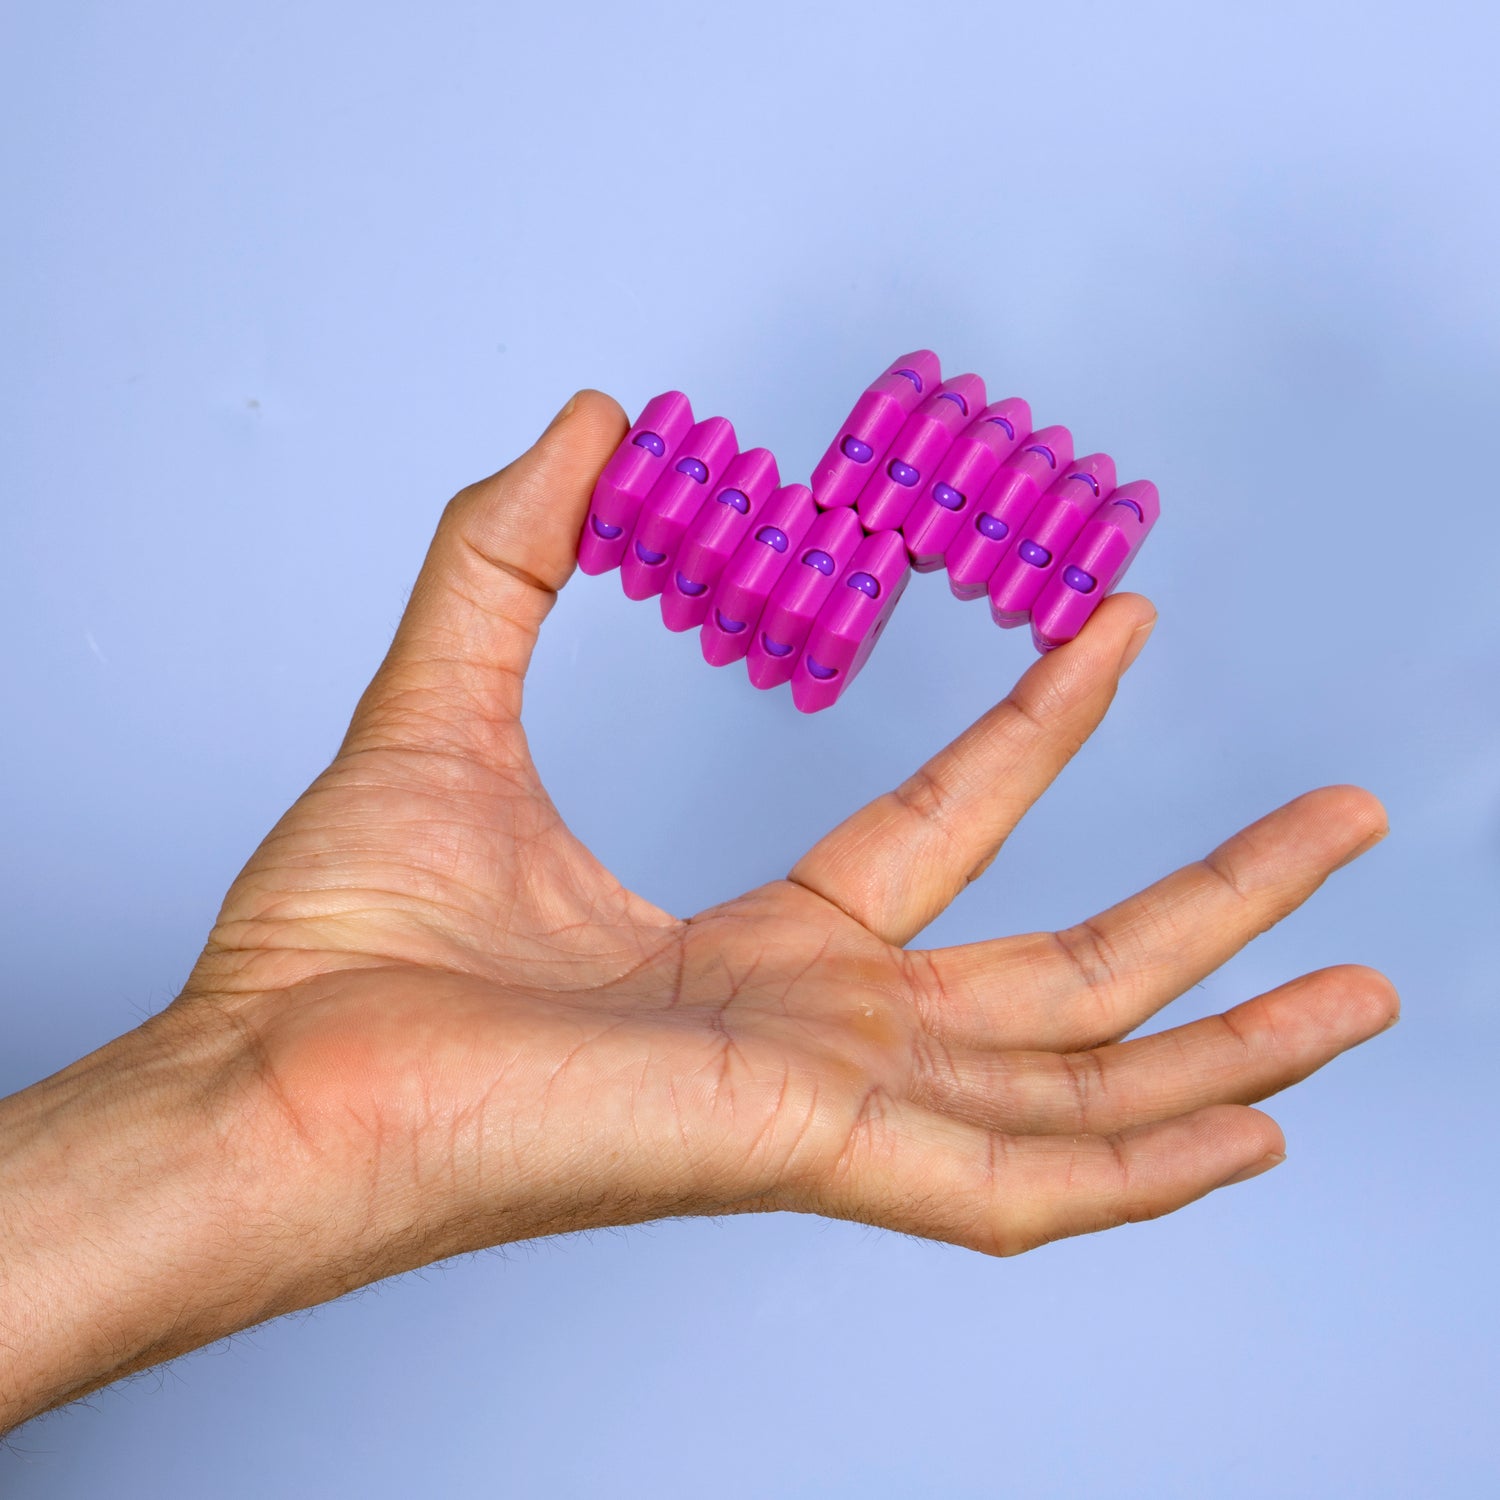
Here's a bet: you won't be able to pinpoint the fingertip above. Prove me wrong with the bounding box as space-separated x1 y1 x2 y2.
1105 590 1157 633
1204 1104 1286 1184
1171 1101 1285 1173
1310 783 1389 839
1053 591 1158 678
1314 786 1390 869
1319 962 1402 1034
1082 591 1157 648
545 387 629 447
1010 591 1150 708
444 386 632 594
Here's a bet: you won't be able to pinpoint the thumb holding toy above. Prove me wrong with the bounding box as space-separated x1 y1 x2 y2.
340 390 627 768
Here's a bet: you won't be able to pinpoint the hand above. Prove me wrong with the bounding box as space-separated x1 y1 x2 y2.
0 392 1396 1431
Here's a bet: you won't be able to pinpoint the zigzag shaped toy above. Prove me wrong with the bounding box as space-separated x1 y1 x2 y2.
578 351 1160 711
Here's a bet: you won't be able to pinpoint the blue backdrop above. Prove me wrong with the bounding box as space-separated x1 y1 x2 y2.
3 1 1496 1494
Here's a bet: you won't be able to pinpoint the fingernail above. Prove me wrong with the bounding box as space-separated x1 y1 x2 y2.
1117 613 1157 675
1220 1151 1286 1188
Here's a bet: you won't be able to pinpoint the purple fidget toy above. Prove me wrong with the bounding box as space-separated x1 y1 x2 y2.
577 352 1160 712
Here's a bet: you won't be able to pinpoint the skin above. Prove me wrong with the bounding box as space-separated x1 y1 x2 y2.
0 391 1397 1435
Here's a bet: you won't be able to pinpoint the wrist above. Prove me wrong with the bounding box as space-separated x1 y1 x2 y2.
0 1006 325 1432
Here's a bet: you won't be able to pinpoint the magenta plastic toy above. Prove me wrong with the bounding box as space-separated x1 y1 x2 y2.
945 425 1077 601
902 398 1033 572
577 391 695 575
577 352 1160 711
746 506 865 690
1030 479 1160 653
618 416 739 600
700 483 819 667
791 530 911 714
660 447 782 632
853 374 989 533
989 453 1119 627
810 351 942 508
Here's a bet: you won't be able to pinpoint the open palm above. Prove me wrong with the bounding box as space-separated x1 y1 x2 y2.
178 390 1395 1282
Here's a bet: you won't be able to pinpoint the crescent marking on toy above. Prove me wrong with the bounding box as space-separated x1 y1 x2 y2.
660 447 782 632
988 452 1119 627
901 397 1033 573
809 351 942 508
853 373 988 533
700 484 818 668
944 424 1076 602
746 506 864 691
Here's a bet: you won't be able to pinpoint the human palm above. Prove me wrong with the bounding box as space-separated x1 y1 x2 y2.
176 390 1395 1284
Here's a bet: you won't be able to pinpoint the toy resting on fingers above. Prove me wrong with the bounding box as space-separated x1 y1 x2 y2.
578 352 1161 709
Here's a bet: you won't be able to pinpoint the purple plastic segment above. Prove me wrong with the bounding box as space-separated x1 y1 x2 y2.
792 531 911 713
902 397 1032 572
578 392 695 575
661 448 781 631
701 483 818 667
945 424 1076 600
746 506 864 690
988 453 1117 626
620 416 739 600
854 373 988 532
1030 479 1160 652
809 351 942 508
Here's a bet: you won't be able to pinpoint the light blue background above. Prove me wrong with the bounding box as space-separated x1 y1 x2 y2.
3 0 1497 1493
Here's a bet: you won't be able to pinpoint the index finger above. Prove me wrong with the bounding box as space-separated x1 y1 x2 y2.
787 593 1157 947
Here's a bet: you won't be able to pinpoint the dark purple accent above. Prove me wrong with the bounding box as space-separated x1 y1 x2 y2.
987 416 1015 438
760 634 794 658
805 657 838 680
802 548 836 575
841 435 874 463
1112 497 1145 522
634 540 667 565
718 488 750 513
756 526 788 552
714 609 747 634
590 515 624 540
895 367 923 393
1063 565 1097 594
675 572 707 597
847 572 880 599
888 459 920 487
938 391 969 416
632 431 666 456
933 482 965 511
1065 471 1101 495
675 456 709 483
977 513 1009 541
1018 540 1052 568
1024 444 1057 468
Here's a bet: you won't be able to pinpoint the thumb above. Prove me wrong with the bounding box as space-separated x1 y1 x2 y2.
343 389 628 759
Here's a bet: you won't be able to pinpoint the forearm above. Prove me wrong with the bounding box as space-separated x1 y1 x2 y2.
0 1011 318 1433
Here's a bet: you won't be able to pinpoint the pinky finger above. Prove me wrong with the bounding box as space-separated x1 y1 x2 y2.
804 1095 1287 1257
